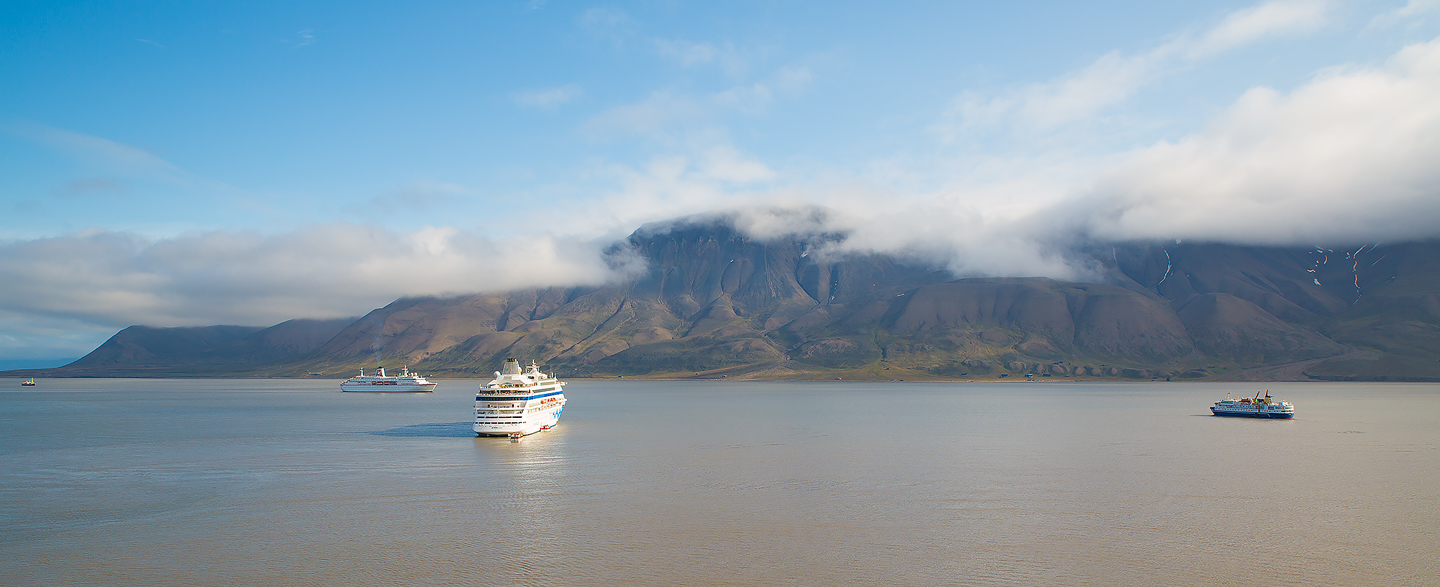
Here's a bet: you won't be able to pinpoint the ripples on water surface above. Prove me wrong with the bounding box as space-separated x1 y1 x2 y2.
1 379 1437 586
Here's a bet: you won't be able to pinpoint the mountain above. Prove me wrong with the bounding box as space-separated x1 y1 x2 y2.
1110 241 1440 380
42 318 357 376
21 215 1440 381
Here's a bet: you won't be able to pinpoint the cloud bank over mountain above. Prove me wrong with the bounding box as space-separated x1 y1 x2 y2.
0 226 621 358
1077 36 1440 245
714 35 1440 279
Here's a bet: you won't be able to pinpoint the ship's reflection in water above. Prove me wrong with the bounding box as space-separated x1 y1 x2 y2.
467 428 575 585
1 378 1436 586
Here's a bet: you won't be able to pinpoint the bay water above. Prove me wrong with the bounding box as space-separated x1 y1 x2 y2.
1 379 1436 586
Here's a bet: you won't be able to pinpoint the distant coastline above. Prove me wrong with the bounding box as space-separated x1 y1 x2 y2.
9 359 1433 383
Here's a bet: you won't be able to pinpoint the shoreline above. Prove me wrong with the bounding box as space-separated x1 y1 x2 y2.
6 374 1437 383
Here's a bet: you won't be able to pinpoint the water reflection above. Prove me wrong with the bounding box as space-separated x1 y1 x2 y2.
462 426 574 586
368 422 475 437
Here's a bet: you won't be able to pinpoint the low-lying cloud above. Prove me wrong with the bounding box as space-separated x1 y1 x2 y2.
706 35 1440 279
0 224 620 333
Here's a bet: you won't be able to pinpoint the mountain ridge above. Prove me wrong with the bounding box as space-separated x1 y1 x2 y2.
13 216 1440 381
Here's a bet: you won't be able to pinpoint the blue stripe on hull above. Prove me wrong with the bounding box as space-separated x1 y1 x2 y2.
474 423 561 437
1210 410 1295 419
474 407 564 436
475 391 564 401
476 430 539 437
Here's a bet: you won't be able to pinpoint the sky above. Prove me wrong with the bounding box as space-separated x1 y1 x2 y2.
3 0 1440 364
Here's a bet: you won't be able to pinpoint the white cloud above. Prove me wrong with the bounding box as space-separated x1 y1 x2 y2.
10 124 245 204
512 84 583 109
773 66 814 94
944 50 1159 138
582 32 808 141
582 90 709 139
583 65 807 140
1073 35 1440 245
712 83 773 114
672 202 1095 281
1190 0 1330 57
51 177 127 197
655 39 719 66
1369 0 1440 29
697 145 776 183
547 145 787 239
699 35 1440 279
655 39 751 77
364 181 470 213
286 29 316 48
0 224 623 336
579 7 637 46
938 0 1334 139
15 124 182 179
0 311 117 361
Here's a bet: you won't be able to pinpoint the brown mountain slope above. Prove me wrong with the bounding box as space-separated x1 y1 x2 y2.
1175 293 1345 365
52 318 355 376
1112 240 1440 380
27 216 1440 381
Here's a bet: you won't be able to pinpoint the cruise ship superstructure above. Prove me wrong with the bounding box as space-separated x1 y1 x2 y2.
340 366 437 393
474 358 566 437
1210 391 1295 419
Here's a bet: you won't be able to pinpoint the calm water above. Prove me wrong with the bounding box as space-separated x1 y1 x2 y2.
1 379 1436 586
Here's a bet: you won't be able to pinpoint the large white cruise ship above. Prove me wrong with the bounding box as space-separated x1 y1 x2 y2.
474 358 566 438
340 366 437 393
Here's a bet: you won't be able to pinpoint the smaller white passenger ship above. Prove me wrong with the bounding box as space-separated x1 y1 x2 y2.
340 366 436 393
474 358 566 437
1211 391 1295 419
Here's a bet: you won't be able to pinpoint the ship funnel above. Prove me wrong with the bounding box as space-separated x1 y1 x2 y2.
501 358 522 375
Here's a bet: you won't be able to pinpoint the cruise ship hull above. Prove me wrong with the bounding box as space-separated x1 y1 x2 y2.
1210 392 1294 419
1210 408 1294 419
340 382 436 393
473 405 564 437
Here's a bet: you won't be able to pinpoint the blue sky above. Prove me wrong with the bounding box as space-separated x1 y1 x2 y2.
3 0 1440 364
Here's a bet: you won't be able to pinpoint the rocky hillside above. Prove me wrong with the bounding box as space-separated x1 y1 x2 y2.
49 318 356 376
27 216 1440 381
